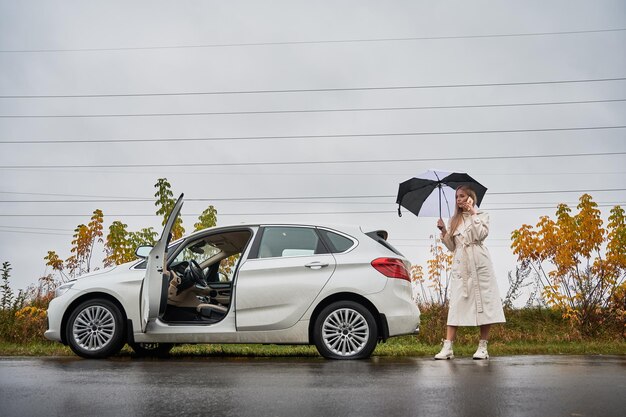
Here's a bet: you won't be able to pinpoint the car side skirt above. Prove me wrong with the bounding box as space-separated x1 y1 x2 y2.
133 319 310 344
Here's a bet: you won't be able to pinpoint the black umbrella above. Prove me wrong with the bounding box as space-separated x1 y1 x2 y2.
396 169 487 218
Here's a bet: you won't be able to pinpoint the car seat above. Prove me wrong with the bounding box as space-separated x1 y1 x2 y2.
205 262 220 283
167 271 228 321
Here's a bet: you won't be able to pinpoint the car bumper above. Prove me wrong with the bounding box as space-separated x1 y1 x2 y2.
44 295 66 342
369 279 420 337
385 310 420 337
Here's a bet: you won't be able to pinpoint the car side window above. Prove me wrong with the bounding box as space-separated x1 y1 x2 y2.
318 229 355 253
258 227 327 258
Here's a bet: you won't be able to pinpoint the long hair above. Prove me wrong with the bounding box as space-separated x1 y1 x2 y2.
447 185 478 236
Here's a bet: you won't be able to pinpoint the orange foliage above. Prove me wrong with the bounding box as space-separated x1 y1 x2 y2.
511 194 626 336
1 274 55 343
46 209 104 281
427 238 453 304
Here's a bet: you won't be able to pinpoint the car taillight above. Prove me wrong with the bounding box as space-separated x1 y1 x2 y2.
371 258 410 282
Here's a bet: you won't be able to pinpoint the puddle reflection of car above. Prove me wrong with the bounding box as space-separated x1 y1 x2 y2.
45 195 420 360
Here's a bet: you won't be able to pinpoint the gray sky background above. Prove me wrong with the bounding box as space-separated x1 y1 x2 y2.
1 1 625 303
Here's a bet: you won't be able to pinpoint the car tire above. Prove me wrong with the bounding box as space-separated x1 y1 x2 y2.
65 298 125 359
129 342 174 358
313 301 378 360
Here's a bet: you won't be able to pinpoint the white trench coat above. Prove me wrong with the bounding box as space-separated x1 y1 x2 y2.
442 211 506 326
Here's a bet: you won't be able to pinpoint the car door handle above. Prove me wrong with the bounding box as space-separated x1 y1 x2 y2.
305 262 329 270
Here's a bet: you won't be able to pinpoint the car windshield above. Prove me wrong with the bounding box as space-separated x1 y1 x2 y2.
172 240 223 265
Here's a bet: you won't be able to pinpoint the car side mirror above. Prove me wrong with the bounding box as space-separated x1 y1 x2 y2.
135 246 152 259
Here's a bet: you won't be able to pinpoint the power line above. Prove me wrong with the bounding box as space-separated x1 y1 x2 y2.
1 198 624 205
2 126 625 145
0 190 623 210
0 170 624 185
392 242 516 248
1 189 623 205
0 228 71 236
0 225 515 242
391 237 513 242
1 28 624 53
0 225 72 231
2 200 625 208
0 189 624 204
0 190 140 199
2 98 625 119
1 77 625 99
0 151 624 169
0 203 622 217
0 225 73 236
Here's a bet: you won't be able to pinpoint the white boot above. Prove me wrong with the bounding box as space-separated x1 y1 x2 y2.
473 339 489 360
434 340 454 360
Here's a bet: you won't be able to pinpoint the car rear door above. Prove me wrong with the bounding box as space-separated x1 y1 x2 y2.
139 194 184 332
235 226 336 331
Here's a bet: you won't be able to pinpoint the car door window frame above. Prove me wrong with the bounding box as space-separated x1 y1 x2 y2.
247 226 330 259
161 227 256 283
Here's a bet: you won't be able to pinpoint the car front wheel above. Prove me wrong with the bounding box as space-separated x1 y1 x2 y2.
313 301 378 360
66 298 125 359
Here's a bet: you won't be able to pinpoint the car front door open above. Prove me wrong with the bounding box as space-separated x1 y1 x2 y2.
139 194 184 332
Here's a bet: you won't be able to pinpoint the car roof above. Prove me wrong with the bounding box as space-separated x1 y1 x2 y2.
179 222 365 240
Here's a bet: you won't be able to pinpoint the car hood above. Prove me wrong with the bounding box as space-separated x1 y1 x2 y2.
76 265 118 280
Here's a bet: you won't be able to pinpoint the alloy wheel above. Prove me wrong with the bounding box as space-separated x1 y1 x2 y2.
72 305 116 351
321 308 370 356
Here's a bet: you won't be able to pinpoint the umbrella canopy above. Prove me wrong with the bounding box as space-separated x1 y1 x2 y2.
396 170 487 218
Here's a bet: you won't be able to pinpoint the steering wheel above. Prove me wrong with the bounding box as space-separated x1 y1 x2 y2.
169 261 188 277
185 259 207 287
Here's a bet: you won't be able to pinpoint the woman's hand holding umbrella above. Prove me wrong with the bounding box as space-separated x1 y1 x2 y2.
437 195 477 236
437 218 447 236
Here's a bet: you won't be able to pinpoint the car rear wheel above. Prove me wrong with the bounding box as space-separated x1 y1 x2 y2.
129 342 174 357
313 301 378 360
66 298 125 359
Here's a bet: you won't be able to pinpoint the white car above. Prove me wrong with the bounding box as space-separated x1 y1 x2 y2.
45 195 420 360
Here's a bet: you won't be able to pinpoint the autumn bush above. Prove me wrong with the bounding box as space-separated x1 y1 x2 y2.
416 305 567 345
410 236 452 306
511 194 626 337
1 263 54 343
2 301 53 344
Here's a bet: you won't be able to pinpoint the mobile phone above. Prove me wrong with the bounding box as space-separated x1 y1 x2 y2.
467 196 474 206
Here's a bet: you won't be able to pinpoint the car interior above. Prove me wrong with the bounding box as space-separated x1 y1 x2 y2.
161 229 252 324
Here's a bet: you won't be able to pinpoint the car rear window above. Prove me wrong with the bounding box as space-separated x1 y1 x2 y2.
365 231 404 257
318 229 355 253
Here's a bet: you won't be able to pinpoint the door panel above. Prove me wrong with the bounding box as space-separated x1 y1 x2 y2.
235 254 336 331
140 194 184 332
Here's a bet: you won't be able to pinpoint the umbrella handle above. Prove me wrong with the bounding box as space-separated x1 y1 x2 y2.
438 184 442 218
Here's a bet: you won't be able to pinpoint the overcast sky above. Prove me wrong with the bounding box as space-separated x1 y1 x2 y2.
1 1 625 302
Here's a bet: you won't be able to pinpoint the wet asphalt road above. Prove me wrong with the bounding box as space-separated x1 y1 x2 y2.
1 355 625 417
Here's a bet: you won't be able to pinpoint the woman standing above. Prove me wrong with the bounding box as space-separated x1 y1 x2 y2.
434 185 505 360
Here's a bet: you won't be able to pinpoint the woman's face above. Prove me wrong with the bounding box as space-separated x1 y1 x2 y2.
456 189 470 208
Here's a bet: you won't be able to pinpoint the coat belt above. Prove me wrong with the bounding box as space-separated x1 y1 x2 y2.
460 241 484 313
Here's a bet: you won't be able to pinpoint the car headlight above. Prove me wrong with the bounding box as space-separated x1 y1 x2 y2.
55 282 75 298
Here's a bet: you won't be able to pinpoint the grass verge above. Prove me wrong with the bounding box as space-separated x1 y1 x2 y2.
1 308 624 357
1 338 624 358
